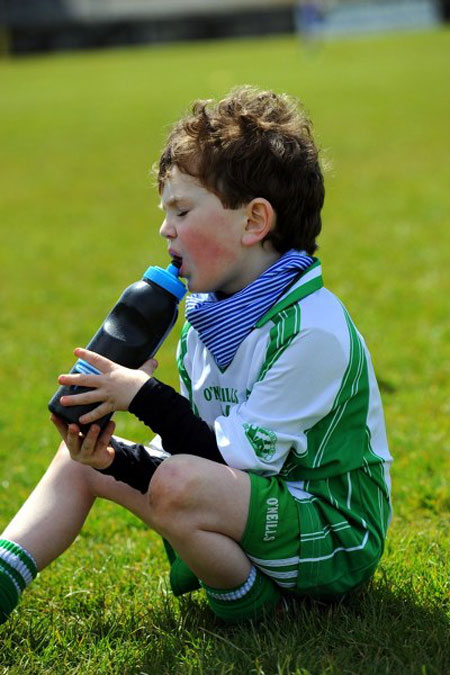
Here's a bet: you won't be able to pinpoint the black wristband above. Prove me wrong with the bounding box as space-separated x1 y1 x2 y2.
129 378 225 464
97 437 165 494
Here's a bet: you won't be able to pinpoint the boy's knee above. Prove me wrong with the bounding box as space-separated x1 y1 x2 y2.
148 456 203 532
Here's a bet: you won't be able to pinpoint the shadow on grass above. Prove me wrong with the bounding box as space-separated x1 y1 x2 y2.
1 576 448 674
139 576 450 674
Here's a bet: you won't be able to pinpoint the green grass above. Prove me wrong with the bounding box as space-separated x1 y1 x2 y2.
1 28 449 674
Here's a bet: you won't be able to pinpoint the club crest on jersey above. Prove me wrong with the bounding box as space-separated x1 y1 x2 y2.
243 423 277 460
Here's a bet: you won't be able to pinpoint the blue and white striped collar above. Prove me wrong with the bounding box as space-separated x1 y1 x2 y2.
185 249 314 370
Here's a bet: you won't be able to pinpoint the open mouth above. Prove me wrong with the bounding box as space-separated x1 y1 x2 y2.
171 255 183 269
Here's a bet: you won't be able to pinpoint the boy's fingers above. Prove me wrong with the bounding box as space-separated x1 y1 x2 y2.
58 373 101 387
50 413 66 434
79 402 112 425
66 423 83 455
97 421 116 451
60 390 104 407
104 419 116 437
50 414 74 446
78 424 101 457
74 347 113 372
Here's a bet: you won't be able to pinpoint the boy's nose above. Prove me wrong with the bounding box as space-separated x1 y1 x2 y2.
159 219 176 239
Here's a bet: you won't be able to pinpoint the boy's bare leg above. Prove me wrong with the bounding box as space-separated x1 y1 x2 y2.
2 446 252 589
1 442 156 570
148 454 252 588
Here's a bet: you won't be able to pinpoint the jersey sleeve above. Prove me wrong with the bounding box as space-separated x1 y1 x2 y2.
214 327 348 475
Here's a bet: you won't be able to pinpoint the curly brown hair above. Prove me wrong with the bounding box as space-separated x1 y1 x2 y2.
158 86 324 255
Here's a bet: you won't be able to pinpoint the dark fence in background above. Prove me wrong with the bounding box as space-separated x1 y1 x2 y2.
0 0 447 56
0 1 294 55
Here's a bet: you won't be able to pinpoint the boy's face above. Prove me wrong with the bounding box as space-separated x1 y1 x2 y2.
159 167 249 294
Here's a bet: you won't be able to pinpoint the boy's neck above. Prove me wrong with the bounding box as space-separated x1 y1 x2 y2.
233 246 282 293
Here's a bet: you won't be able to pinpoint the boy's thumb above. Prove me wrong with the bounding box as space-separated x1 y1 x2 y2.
140 358 158 376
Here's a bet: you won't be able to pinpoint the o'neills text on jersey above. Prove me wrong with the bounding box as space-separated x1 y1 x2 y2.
203 386 238 404
264 497 279 542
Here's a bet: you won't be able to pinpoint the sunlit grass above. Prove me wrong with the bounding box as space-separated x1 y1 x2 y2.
0 28 449 674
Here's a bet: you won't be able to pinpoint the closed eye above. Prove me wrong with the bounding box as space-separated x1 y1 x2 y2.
177 211 189 218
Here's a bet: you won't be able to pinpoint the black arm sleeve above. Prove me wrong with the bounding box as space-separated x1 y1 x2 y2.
97 438 164 493
128 378 225 464
96 379 225 493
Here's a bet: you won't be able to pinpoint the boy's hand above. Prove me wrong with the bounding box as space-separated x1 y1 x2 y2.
51 414 116 470
58 347 158 426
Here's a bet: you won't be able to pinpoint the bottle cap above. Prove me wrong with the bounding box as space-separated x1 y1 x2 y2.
143 263 187 300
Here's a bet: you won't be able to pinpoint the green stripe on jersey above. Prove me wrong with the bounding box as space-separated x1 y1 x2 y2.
311 309 367 469
280 307 383 482
177 322 199 416
256 259 323 328
257 304 302 382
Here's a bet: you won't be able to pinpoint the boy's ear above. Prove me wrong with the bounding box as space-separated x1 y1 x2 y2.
241 198 275 247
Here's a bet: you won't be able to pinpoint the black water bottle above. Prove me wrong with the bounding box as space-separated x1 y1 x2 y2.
48 260 186 434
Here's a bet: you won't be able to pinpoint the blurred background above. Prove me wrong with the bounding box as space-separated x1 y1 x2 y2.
0 0 447 55
0 1 449 670
0 0 448 484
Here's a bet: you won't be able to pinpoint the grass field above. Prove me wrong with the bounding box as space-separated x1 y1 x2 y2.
0 27 449 674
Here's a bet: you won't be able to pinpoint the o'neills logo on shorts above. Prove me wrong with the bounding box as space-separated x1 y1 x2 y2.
263 497 279 542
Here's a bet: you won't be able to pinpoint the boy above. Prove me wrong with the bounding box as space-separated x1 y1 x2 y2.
0 86 392 624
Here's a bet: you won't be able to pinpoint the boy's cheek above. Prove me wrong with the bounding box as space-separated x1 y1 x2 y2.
186 228 238 267
188 247 236 289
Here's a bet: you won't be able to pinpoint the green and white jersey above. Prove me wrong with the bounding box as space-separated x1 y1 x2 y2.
175 261 392 511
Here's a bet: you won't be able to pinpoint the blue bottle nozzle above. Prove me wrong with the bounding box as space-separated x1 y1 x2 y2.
166 261 181 278
143 261 186 300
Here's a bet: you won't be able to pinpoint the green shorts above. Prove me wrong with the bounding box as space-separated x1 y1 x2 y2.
240 470 389 599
